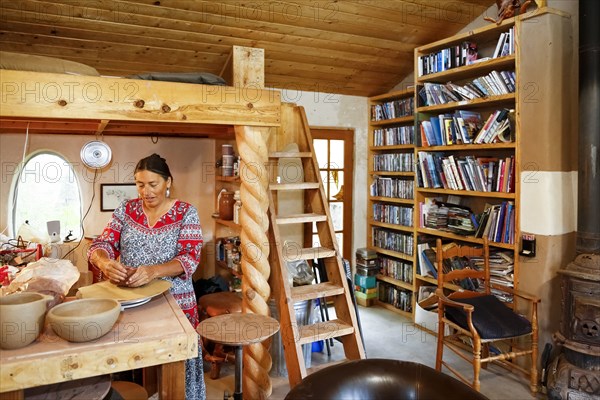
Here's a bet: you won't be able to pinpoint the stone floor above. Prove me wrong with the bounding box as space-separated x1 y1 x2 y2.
204 304 539 400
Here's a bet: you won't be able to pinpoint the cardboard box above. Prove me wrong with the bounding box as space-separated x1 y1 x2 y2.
414 302 449 335
355 291 376 307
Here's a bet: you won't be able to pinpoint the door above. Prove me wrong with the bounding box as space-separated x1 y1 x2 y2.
311 128 354 263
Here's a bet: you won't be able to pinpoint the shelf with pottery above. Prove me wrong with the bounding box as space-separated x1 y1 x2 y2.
0 292 196 399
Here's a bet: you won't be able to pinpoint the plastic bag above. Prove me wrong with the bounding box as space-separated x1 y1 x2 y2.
286 259 315 286
5 257 80 308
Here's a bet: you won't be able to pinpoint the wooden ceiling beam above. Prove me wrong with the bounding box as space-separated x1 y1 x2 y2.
0 33 228 67
0 7 407 69
0 7 404 60
15 0 414 52
147 0 441 43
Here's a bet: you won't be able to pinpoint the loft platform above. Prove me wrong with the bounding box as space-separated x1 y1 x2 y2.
0 46 280 138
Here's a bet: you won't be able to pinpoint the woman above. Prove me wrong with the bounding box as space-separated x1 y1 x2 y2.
88 153 205 400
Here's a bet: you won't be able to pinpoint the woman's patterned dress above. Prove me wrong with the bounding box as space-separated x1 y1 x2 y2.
88 198 205 400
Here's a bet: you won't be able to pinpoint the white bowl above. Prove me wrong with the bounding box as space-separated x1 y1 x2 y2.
47 298 121 342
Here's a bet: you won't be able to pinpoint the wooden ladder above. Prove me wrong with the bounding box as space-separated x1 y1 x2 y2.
267 105 365 388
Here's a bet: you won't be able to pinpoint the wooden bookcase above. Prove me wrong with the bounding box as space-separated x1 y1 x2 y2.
367 8 574 326
410 8 574 331
367 89 416 318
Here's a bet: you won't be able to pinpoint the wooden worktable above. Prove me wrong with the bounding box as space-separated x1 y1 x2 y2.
0 292 198 399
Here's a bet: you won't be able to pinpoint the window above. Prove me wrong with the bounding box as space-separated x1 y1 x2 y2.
12 152 82 240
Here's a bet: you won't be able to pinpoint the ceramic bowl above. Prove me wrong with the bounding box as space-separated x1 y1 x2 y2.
47 298 121 342
0 292 52 350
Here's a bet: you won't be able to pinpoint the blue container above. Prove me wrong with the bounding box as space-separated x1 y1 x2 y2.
354 274 377 289
312 340 324 353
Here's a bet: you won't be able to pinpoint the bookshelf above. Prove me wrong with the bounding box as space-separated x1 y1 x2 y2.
410 8 573 330
367 8 573 329
367 88 416 317
412 16 520 319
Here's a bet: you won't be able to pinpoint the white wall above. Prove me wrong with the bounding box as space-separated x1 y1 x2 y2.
0 134 216 277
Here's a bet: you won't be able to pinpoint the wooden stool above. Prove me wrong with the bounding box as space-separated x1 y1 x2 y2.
198 292 243 379
110 381 148 400
198 313 279 400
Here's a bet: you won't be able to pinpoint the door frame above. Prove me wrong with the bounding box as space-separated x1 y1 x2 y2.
310 126 354 263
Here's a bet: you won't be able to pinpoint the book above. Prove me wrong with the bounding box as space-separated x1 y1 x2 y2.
422 248 438 278
493 33 507 58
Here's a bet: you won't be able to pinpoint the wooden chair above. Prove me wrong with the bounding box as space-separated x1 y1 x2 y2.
434 238 540 394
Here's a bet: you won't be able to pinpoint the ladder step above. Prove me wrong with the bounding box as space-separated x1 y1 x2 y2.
291 282 345 302
269 151 312 158
270 182 320 191
298 319 354 345
284 247 336 261
277 213 327 225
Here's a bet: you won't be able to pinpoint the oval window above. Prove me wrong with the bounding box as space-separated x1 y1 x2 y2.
12 152 82 241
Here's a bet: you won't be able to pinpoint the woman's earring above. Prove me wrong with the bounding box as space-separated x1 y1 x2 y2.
166 187 171 198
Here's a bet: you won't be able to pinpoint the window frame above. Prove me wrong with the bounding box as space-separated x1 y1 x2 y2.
10 150 83 240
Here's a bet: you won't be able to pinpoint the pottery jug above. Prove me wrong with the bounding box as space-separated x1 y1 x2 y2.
0 292 52 349
218 189 235 221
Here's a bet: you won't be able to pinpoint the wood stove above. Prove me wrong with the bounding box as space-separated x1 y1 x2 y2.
547 254 600 399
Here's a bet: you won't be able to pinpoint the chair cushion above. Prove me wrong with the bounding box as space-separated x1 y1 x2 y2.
444 295 532 339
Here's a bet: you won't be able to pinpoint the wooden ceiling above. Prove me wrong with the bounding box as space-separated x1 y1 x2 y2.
0 0 496 97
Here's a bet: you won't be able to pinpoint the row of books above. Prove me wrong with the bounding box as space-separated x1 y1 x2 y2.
370 176 414 199
422 202 477 236
476 202 515 244
417 41 478 77
419 108 512 146
416 242 514 302
378 281 413 312
379 256 413 284
416 152 516 193
371 97 414 121
372 204 413 227
373 126 415 146
372 227 414 256
473 109 513 144
373 153 414 172
419 199 515 245
470 250 514 289
418 70 515 106
492 28 515 58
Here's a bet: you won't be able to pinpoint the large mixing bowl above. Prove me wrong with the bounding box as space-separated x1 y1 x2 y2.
47 298 121 342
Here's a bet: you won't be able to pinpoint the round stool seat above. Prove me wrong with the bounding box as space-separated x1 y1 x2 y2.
199 292 242 318
198 292 243 380
110 381 148 400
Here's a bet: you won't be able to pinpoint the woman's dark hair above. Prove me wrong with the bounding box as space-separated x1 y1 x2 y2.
134 153 173 182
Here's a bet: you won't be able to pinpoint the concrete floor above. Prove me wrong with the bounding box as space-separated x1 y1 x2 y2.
204 304 538 400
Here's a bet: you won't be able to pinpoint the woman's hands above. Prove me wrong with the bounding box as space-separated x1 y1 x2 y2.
126 265 157 287
101 259 129 285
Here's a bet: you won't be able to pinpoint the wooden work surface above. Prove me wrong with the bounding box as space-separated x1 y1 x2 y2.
197 313 279 346
0 292 197 398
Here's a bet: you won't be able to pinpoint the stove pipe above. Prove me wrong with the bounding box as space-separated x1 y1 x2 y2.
577 0 600 255
546 2 600 399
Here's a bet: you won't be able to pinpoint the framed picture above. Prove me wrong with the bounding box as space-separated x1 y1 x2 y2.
100 183 138 212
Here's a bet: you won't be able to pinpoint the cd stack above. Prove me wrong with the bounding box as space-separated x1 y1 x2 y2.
354 248 378 307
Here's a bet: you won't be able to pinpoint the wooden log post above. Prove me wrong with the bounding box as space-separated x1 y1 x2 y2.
229 46 274 399
235 125 272 399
